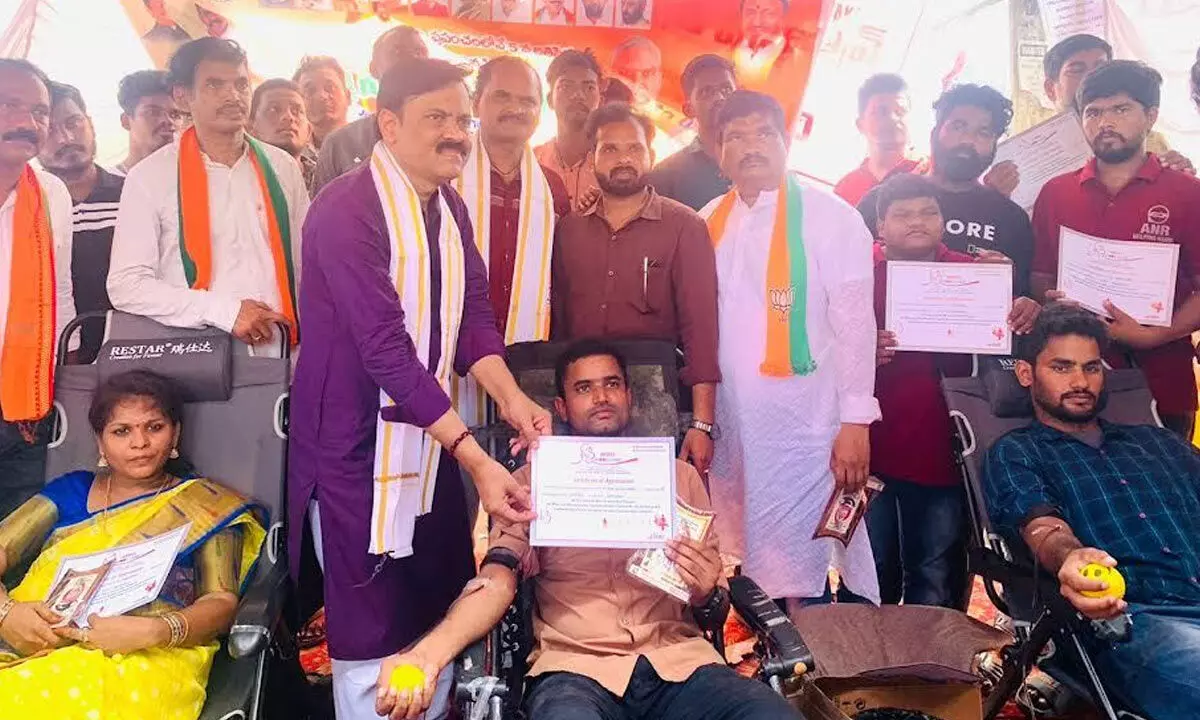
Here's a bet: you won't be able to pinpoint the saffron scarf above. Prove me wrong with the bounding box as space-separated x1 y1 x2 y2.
176 127 298 342
451 134 554 426
1 166 55 423
368 141 467 558
703 172 814 377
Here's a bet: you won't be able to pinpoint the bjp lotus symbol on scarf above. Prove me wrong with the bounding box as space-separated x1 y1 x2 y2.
769 286 794 320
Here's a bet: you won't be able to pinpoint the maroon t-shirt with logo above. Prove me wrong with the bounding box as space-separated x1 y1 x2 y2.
1032 154 1200 414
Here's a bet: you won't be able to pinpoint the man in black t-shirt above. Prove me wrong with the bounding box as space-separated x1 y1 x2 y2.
858 84 1034 297
39 81 124 363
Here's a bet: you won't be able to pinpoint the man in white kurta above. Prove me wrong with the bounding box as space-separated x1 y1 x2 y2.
701 91 882 604
108 39 309 354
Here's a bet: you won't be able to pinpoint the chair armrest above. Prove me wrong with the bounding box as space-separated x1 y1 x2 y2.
455 631 509 719
228 558 289 659
728 575 814 680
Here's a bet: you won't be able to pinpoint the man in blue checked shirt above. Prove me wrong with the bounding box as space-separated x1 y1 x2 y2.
985 303 1200 718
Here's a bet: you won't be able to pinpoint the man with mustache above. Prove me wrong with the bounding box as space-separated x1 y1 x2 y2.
293 55 350 151
551 103 719 482
291 56 549 720
610 37 663 109
869 174 1041 609
647 55 737 211
857 84 1036 297
375 339 802 720
1030 61 1200 441
985 303 1200 719
108 38 310 355
699 90 880 607
617 0 650 28
0 60 75 519
250 78 316 195
313 26 428 193
38 82 125 365
113 70 182 177
576 0 613 26
493 0 533 23
535 50 603 206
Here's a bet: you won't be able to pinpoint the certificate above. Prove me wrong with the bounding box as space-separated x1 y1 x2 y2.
886 261 1013 355
530 436 676 549
627 500 714 602
1057 227 1180 327
48 523 190 627
992 112 1092 211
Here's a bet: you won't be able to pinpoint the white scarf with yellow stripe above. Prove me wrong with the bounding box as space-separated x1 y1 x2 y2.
451 135 554 426
367 141 467 558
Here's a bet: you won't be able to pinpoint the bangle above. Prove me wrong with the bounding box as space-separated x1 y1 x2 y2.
162 611 189 648
447 430 473 458
0 598 14 628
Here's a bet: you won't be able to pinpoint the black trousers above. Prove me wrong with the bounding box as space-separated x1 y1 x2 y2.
524 656 803 720
0 418 47 520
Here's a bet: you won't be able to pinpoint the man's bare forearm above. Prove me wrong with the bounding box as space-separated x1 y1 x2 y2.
1022 516 1084 573
414 563 518 668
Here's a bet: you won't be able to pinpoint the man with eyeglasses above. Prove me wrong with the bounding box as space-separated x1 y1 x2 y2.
290 56 550 720
647 55 737 211
37 82 124 364
112 70 183 177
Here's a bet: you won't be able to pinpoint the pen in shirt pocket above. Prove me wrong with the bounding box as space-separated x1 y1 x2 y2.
642 256 648 301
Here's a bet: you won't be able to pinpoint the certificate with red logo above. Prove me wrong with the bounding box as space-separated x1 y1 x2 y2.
1057 227 1180 327
886 261 1014 355
530 436 676 549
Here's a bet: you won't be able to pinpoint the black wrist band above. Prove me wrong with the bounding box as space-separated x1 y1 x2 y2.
448 429 473 458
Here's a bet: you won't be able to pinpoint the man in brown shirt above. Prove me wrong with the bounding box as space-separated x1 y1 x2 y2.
534 50 602 206
551 103 720 477
374 340 801 720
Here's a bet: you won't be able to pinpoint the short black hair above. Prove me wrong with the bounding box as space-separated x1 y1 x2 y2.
48 80 87 114
250 78 301 120
474 55 542 101
585 102 655 147
88 370 184 435
1076 60 1162 113
1043 33 1112 83
875 173 940 221
1017 303 1109 364
167 37 247 90
857 73 906 116
0 58 50 92
554 339 630 398
715 89 787 141
376 57 468 115
932 83 1013 137
602 77 634 105
292 55 348 89
681 54 735 98
546 49 602 93
118 70 171 115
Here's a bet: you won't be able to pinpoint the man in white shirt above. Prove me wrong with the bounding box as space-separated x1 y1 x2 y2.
700 90 881 608
0 59 75 519
109 38 309 353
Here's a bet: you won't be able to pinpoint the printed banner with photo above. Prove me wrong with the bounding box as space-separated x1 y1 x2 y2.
119 0 824 154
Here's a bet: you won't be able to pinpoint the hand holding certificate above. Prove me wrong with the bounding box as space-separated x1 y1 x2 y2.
992 113 1092 211
530 436 676 548
627 500 715 602
886 261 1014 355
1056 227 1179 327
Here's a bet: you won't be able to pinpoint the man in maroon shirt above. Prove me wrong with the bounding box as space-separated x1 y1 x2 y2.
870 174 1040 607
1030 61 1200 440
833 74 920 207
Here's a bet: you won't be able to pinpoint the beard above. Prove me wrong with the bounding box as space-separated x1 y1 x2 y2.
597 168 646 197
1091 131 1144 164
932 141 994 183
1034 386 1108 425
622 0 646 23
583 0 605 18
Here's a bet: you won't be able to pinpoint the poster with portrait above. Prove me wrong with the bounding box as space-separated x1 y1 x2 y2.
118 0 825 154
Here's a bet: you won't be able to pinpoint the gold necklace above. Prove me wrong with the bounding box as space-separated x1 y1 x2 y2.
99 473 174 534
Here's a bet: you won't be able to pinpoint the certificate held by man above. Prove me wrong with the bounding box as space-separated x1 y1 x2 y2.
530 435 677 548
886 261 1014 355
1057 227 1180 327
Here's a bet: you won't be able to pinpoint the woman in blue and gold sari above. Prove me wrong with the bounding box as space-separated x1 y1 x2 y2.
0 370 266 720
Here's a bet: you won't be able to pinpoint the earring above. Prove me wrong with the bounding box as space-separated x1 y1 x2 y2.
170 448 179 459
97 455 108 469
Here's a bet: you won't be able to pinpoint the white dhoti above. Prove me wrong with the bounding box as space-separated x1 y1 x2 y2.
702 177 882 602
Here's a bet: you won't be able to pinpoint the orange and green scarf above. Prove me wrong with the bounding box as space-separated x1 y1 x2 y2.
705 173 814 377
176 127 297 342
1 166 55 424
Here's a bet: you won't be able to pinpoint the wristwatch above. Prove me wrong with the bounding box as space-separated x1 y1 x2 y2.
689 419 721 441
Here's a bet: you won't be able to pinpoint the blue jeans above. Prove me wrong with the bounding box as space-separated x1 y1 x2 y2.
1089 603 1200 718
865 477 967 608
524 656 802 720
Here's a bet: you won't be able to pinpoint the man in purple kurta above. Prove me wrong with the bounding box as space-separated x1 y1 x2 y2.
288 58 549 720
